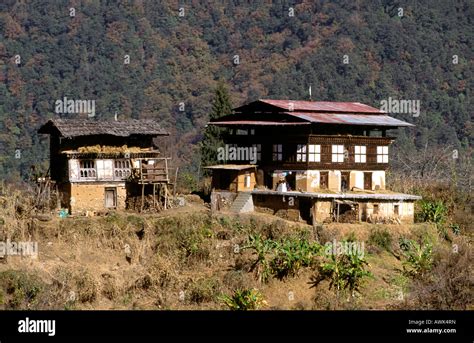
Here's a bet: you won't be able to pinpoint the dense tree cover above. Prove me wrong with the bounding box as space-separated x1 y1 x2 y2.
0 1 471 182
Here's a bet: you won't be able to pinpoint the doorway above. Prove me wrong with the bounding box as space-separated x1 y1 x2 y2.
286 172 296 191
364 172 372 190
341 172 350 192
299 198 312 224
105 187 117 208
320 171 328 189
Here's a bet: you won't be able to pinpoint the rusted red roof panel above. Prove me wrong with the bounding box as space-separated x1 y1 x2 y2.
254 99 384 113
209 120 310 126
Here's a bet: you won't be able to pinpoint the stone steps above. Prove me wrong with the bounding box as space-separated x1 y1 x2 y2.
229 192 254 213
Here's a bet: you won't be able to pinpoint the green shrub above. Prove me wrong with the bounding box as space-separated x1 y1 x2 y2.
242 234 276 283
126 215 145 228
188 277 221 304
220 288 266 310
368 228 393 252
310 246 372 300
401 240 433 278
449 223 461 236
243 234 322 282
270 238 321 280
399 237 411 251
406 238 473 309
0 270 43 309
175 226 211 263
417 200 447 224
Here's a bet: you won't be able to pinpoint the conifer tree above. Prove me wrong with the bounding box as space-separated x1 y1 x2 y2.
200 82 232 170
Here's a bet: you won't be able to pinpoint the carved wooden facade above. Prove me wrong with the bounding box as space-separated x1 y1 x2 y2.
39 119 171 214
207 99 421 223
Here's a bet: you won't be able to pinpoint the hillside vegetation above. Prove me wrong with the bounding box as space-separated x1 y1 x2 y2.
0 189 471 310
0 1 472 183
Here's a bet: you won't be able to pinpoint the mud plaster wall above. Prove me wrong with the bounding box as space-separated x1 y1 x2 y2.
253 194 301 221
362 201 414 223
69 182 126 214
295 171 308 191
271 173 279 190
251 194 415 224
312 200 332 224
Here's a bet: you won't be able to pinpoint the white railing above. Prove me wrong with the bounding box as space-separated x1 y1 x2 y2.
73 159 131 182
79 168 97 179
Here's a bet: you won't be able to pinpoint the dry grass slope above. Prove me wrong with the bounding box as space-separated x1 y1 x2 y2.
0 186 472 310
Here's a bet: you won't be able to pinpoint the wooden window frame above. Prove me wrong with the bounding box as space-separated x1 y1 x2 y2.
332 144 344 163
296 144 307 162
272 144 282 161
354 145 367 163
308 144 321 162
377 146 389 163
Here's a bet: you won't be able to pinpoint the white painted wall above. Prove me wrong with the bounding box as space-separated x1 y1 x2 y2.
350 171 364 189
328 170 341 191
372 171 386 190
307 170 320 191
69 159 79 181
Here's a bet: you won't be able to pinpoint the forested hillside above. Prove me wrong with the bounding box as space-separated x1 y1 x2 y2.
0 0 472 183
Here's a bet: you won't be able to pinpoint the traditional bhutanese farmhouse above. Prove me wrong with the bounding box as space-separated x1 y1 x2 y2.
206 99 421 224
38 119 171 214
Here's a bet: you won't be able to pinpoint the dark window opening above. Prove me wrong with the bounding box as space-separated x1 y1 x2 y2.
320 172 328 189
299 198 312 224
364 172 372 190
373 204 379 214
341 172 350 192
286 172 296 191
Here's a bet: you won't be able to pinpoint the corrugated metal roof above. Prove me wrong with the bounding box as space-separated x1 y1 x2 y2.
38 119 169 138
284 112 414 127
252 189 422 201
255 99 384 113
209 120 310 126
204 164 257 170
219 99 414 127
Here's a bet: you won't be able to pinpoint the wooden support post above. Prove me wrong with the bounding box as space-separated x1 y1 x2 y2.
164 184 168 210
141 183 145 212
153 183 156 210
174 167 179 197
337 202 340 223
46 180 51 213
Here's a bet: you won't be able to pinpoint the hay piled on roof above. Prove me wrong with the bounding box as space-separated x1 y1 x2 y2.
76 145 149 153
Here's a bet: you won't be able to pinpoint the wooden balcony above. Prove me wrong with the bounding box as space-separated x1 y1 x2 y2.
135 158 170 184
